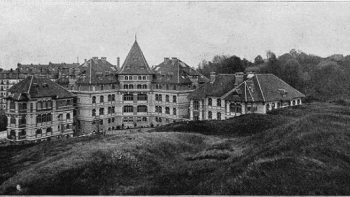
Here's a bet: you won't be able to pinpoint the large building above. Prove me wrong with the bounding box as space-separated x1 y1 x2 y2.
188 72 305 120
5 76 75 142
57 40 208 134
0 70 22 111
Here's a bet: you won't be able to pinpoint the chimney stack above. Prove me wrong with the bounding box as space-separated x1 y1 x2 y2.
164 57 170 62
210 72 216 83
117 57 120 69
235 72 244 86
84 59 87 64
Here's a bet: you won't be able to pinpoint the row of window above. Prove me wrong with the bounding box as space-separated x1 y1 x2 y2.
58 113 71 120
36 113 53 123
9 115 26 125
207 111 221 120
207 98 221 107
123 84 148 89
123 94 147 101
123 117 148 122
155 94 177 103
124 76 148 81
92 107 116 116
123 105 148 113
155 106 177 115
92 94 116 103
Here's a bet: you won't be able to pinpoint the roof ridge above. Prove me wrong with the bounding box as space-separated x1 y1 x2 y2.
28 75 34 94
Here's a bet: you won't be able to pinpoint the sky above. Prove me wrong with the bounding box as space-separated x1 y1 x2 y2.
1 1 350 70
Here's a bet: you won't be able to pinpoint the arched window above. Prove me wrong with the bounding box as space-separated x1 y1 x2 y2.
92 109 96 116
143 84 147 89
173 108 177 115
208 111 212 119
123 105 134 113
112 106 115 113
123 94 134 101
155 94 159 101
138 76 142 80
137 94 147 101
112 94 115 101
124 84 128 89
129 84 134 89
100 96 104 103
217 112 221 120
208 98 212 106
155 84 159 89
137 105 147 112
99 108 104 115
143 76 146 80
217 99 221 107
166 95 169 102
137 84 142 89
230 103 236 113
108 94 112 102
66 113 70 120
108 107 111 114
298 99 301 105
194 100 199 110
165 107 170 114
125 76 128 80
158 94 163 102
10 101 15 109
173 96 177 103
92 96 96 104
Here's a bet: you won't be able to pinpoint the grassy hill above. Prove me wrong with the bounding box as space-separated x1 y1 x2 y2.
1 102 350 195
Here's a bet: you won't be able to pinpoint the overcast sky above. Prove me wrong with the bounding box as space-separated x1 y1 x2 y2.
0 1 350 70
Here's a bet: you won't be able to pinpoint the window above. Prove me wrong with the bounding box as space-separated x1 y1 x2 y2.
108 119 111 123
165 107 170 114
208 111 212 120
92 109 96 116
129 84 134 89
66 113 70 120
138 76 142 80
123 94 133 101
30 103 33 112
173 108 176 115
100 96 104 103
208 98 212 106
217 99 221 107
143 76 146 80
143 84 147 89
99 108 104 115
123 105 133 113
155 84 159 89
164 95 169 102
10 115 15 124
42 114 47 122
159 84 162 89
108 95 112 101
217 112 221 120
173 96 177 103
158 94 163 102
173 85 177 90
124 84 128 89
67 99 71 106
137 94 147 101
230 103 242 113
137 105 147 112
125 76 128 80
112 94 115 101
142 117 147 121
36 115 42 123
194 100 199 110
10 101 15 110
47 113 52 122
156 106 162 113
155 94 159 101
36 129 42 135
112 117 115 122
37 101 42 110
92 96 96 103
137 84 141 89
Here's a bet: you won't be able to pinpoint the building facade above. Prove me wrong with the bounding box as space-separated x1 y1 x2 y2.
5 76 75 142
0 70 22 111
188 72 305 121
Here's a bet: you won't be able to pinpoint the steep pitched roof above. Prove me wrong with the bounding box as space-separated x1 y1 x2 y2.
224 74 305 102
188 74 236 99
76 58 118 85
117 40 153 75
7 76 74 100
153 58 206 84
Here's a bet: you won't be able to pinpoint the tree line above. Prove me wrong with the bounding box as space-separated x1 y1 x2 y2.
196 49 350 101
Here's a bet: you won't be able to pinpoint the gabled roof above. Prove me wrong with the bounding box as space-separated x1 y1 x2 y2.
76 58 118 85
7 76 74 100
153 58 208 84
223 74 305 102
117 40 153 75
187 74 236 99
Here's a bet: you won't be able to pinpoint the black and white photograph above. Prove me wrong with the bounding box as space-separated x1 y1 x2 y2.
0 0 350 195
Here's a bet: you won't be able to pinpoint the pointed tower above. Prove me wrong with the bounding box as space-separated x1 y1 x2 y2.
117 40 153 75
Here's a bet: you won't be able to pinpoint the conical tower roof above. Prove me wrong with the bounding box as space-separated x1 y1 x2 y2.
118 40 153 75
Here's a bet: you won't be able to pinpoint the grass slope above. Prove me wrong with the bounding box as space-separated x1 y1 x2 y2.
1 102 350 195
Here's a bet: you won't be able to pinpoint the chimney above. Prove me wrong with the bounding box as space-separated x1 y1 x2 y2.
164 57 170 62
210 72 216 83
84 59 87 63
117 57 120 69
235 72 244 86
101 57 107 63
92 57 98 60
172 57 177 60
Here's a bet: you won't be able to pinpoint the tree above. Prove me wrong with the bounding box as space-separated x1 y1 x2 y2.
254 55 264 65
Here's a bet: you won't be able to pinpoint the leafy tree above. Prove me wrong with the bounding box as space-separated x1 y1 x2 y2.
254 55 264 65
